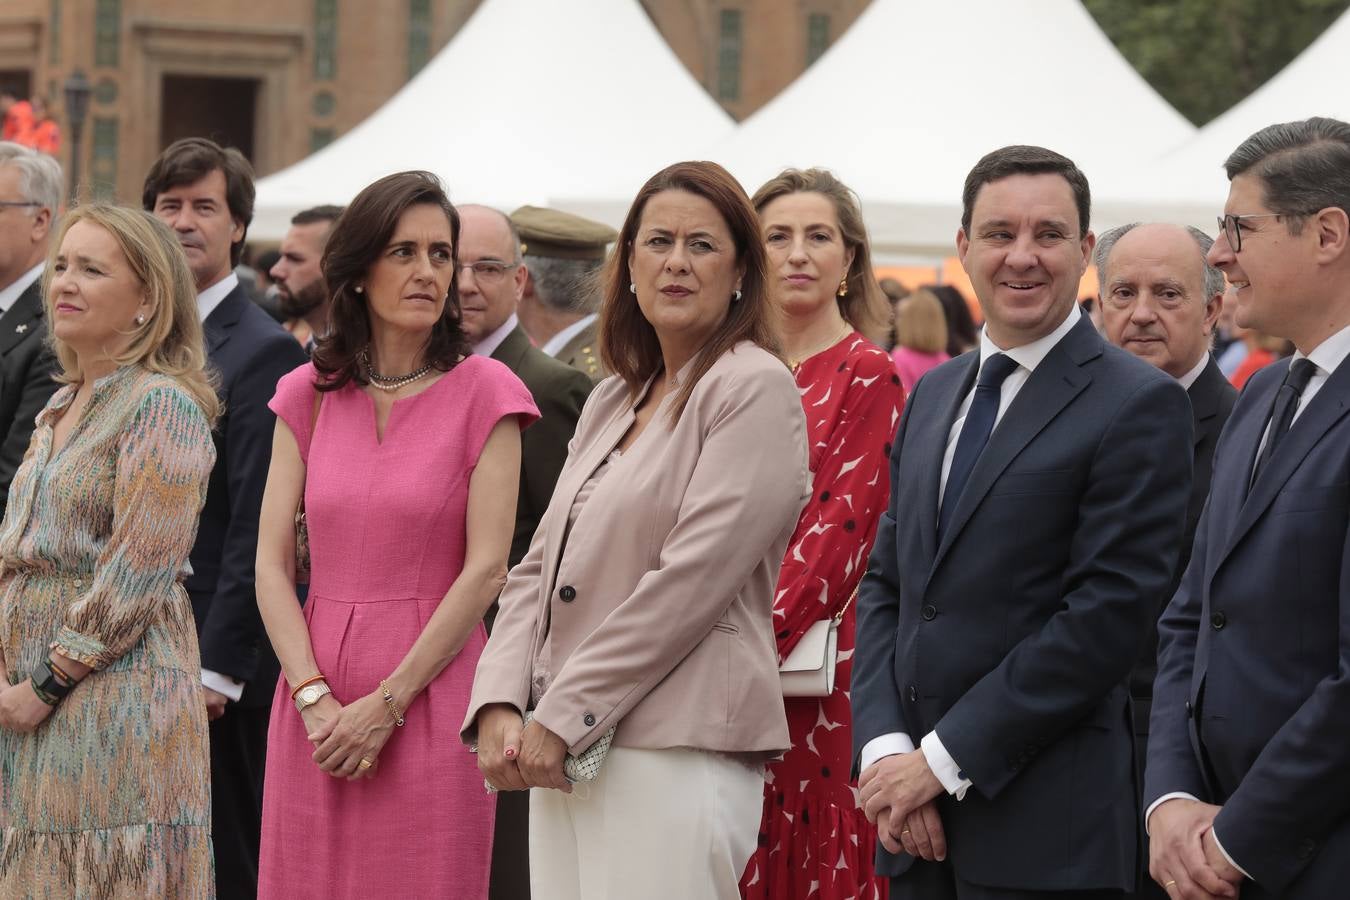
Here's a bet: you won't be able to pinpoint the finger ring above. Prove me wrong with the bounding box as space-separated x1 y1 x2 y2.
1163 881 1177 889
358 757 373 769
901 828 911 835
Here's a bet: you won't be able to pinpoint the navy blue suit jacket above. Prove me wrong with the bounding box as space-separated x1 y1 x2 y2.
1147 354 1350 896
853 315 1193 892
188 283 307 707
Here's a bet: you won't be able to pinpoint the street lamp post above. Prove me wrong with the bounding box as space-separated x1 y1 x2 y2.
63 71 92 204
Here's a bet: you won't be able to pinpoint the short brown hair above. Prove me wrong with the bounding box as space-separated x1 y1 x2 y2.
894 289 949 355
961 145 1091 237
600 161 778 422
312 171 468 391
142 137 255 266
751 168 891 345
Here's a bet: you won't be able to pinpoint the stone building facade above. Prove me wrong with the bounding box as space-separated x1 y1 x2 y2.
0 0 866 204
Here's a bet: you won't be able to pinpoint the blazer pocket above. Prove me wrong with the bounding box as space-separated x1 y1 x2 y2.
712 621 740 635
988 469 1076 497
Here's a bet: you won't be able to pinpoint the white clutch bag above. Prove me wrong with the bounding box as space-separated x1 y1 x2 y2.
779 583 859 698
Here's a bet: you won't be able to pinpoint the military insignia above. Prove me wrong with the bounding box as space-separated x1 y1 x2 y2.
15 324 27 334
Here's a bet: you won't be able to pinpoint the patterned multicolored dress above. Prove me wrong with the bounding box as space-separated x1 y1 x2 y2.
0 365 216 898
741 332 905 900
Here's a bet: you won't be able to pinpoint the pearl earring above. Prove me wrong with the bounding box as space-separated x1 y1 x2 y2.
355 285 364 294
628 283 636 295
732 290 742 303
135 314 146 325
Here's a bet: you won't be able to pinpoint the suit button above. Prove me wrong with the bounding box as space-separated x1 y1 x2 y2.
920 605 937 621
907 685 918 702
1297 837 1316 859
559 585 576 602
583 713 596 727
1185 700 1193 718
1210 611 1226 630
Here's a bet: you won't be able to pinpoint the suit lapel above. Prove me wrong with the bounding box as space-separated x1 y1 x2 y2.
930 318 1096 573
490 324 531 372
1188 358 1227 448
203 284 249 355
1219 359 1350 564
0 280 44 356
912 353 978 566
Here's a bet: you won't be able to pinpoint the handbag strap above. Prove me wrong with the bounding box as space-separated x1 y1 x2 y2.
832 581 861 625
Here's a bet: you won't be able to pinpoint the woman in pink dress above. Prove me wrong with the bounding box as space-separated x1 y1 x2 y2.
741 168 905 900
890 288 952 393
254 172 538 899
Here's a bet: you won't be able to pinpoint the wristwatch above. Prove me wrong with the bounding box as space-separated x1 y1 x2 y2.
294 681 332 713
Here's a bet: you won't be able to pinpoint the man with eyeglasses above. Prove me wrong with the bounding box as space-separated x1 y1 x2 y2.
457 204 591 900
0 142 61 514
1146 117 1350 900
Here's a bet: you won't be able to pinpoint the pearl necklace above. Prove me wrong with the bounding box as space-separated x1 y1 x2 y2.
360 348 434 392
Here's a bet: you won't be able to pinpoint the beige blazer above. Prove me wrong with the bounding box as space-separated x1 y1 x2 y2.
462 342 810 756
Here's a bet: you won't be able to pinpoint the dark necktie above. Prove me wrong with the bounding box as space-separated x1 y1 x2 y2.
1252 358 1317 483
939 352 1020 538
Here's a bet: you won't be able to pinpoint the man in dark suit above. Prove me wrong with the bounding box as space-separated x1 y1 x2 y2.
1146 117 1350 900
1095 222 1238 900
269 204 343 353
458 204 590 900
145 137 307 900
852 145 1193 900
0 142 60 511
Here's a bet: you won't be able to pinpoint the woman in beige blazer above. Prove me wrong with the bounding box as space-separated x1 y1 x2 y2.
462 161 811 899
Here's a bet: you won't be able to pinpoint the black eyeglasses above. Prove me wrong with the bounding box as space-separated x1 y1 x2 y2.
1217 213 1283 253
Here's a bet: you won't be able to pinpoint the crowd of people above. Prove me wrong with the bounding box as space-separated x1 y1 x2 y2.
0 111 1346 900
0 86 61 156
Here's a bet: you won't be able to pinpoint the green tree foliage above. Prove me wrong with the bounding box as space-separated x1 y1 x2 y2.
1084 0 1350 125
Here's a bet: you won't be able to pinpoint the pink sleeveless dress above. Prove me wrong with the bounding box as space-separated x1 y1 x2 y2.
258 357 538 899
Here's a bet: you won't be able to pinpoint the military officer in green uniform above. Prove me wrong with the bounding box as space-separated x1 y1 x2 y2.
510 205 616 381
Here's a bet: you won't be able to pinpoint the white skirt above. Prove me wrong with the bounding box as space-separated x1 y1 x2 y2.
529 746 765 900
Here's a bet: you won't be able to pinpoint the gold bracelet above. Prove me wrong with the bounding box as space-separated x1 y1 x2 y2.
380 679 405 727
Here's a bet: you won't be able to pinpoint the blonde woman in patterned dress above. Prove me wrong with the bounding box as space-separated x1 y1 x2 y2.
0 204 219 898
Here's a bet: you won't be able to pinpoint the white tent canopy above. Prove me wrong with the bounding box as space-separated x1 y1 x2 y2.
581 0 1196 262
1100 8 1350 214
250 0 734 240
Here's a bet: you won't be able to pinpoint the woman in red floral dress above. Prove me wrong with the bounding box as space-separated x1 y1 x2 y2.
742 169 905 900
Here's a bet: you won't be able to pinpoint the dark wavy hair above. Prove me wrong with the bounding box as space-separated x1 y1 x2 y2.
599 160 779 422
312 171 468 390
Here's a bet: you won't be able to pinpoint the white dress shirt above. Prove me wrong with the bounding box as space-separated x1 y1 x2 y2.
0 261 44 314
540 313 597 358
1145 321 1350 880
861 303 1083 800
472 313 518 358
195 271 244 701
196 271 238 323
1176 354 1209 392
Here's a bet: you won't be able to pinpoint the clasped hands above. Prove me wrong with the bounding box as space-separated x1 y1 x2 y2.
0 655 56 734
1149 798 1244 899
858 749 948 862
301 691 395 782
475 703 572 793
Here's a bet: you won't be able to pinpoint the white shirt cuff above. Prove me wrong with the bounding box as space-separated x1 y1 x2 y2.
1211 828 1253 881
921 730 972 800
1144 792 1201 835
859 732 915 773
202 668 245 702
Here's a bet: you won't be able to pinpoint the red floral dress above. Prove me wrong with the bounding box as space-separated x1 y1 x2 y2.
741 332 905 900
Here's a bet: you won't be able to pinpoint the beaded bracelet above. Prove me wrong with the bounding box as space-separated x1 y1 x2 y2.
379 679 405 727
